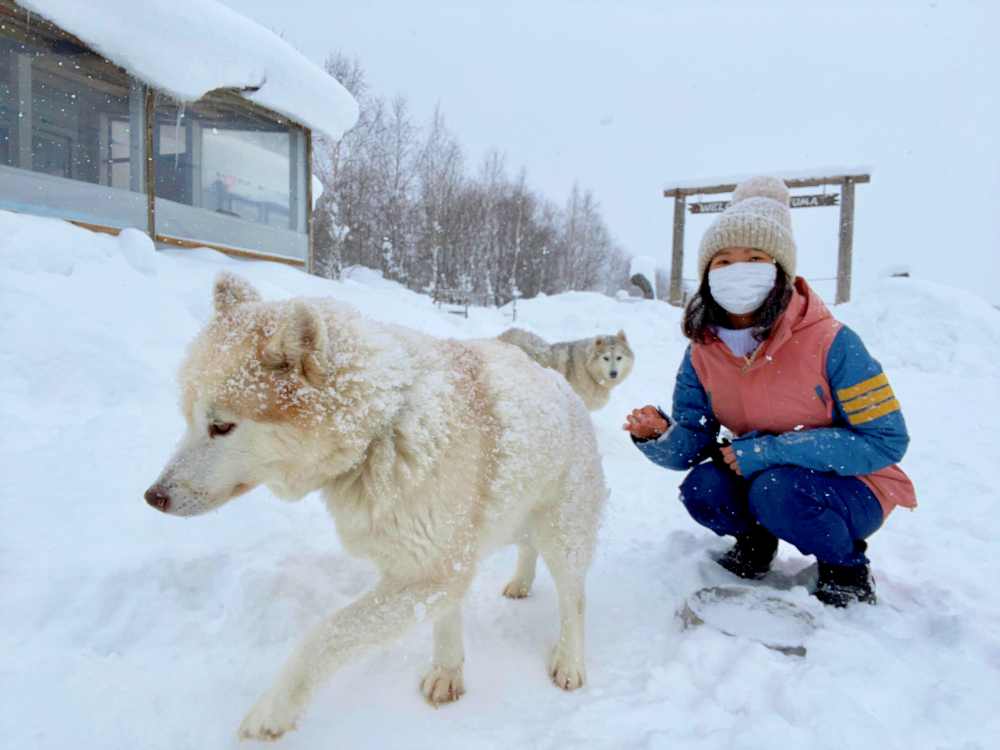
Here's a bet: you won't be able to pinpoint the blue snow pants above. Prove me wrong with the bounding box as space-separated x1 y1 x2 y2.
678 462 884 566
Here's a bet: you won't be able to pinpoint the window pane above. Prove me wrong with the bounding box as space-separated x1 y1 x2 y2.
202 127 291 227
154 96 307 260
0 22 146 230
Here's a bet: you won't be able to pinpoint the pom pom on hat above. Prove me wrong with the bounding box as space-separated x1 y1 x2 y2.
731 175 790 207
697 175 797 280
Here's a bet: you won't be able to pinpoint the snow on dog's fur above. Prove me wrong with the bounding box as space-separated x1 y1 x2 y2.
498 328 634 411
145 273 606 741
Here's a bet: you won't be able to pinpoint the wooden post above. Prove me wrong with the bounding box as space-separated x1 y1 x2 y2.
304 128 314 275
189 119 203 208
13 52 32 170
128 80 145 194
669 194 686 306
98 112 110 186
836 177 855 304
144 87 156 239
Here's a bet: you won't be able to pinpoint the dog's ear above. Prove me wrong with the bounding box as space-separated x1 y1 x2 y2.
262 302 329 388
214 272 262 315
593 337 606 349
616 329 629 343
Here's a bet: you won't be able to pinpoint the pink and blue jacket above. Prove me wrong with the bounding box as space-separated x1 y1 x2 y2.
636 278 917 517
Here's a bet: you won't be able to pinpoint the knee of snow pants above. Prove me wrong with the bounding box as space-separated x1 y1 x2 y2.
747 466 884 566
678 461 755 538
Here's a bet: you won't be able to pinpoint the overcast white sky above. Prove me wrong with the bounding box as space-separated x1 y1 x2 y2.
226 0 999 303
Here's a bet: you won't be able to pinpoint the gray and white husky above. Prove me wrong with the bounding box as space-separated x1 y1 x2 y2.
497 328 634 411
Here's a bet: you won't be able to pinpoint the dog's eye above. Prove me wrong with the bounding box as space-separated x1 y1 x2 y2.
616 356 622 361
209 422 236 438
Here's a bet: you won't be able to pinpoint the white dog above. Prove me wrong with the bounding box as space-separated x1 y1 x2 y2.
145 273 606 741
497 328 634 411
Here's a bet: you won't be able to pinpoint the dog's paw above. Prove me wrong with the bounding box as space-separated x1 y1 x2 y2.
501 579 532 599
420 665 465 707
549 649 585 691
238 690 301 742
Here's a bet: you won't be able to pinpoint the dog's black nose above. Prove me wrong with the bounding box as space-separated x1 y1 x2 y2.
609 371 619 379
145 485 171 512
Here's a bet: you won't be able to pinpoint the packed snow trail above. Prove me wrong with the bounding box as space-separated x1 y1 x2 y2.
2 211 999 749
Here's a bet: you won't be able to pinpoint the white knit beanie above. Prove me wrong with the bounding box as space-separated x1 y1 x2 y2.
697 176 797 280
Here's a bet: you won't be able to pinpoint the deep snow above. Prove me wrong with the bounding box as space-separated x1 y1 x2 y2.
1 210 999 749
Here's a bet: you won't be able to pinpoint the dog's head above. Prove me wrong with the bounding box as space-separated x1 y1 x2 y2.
586 330 634 387
144 273 342 516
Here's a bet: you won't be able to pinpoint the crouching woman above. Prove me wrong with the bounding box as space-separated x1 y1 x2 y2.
625 176 916 607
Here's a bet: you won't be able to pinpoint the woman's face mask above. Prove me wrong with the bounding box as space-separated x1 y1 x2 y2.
708 262 777 315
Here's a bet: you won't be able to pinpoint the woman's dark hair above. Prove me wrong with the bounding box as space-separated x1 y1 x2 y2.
681 266 794 344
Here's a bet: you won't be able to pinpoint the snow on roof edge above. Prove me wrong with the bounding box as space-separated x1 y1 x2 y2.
17 0 359 142
663 165 875 193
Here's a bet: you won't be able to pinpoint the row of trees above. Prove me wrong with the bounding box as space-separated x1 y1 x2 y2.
311 54 631 306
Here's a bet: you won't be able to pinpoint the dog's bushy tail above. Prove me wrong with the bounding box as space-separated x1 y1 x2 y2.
497 328 551 366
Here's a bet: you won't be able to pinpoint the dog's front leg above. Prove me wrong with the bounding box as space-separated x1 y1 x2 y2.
420 606 465 706
238 579 464 741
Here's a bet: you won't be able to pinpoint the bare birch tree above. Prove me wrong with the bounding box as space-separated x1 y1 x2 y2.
312 52 636 304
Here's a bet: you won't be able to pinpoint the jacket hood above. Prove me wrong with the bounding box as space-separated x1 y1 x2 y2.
762 277 834 358
787 277 832 331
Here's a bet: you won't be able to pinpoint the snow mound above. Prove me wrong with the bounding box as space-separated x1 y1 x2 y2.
840 277 1000 376
0 209 118 274
19 0 359 141
341 265 412 293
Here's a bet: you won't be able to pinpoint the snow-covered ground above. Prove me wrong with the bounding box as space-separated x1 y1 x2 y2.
2 210 999 749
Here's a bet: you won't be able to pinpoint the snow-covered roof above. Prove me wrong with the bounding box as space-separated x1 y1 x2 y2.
19 0 359 142
663 165 874 194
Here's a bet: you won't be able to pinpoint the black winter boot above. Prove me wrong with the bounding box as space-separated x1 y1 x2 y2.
715 525 778 580
814 562 877 607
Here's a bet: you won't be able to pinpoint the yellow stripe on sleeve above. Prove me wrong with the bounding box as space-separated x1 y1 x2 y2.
842 384 895 414
836 372 888 402
848 398 900 426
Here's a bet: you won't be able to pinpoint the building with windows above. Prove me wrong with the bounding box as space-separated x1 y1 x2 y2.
0 0 357 269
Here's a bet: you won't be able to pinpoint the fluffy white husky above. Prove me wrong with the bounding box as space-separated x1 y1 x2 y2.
498 328 635 411
145 273 606 740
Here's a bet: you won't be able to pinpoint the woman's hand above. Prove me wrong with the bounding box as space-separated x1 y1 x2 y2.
720 444 743 475
623 405 670 440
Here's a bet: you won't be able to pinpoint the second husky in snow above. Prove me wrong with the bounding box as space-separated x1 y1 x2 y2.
498 328 634 411
145 273 606 741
